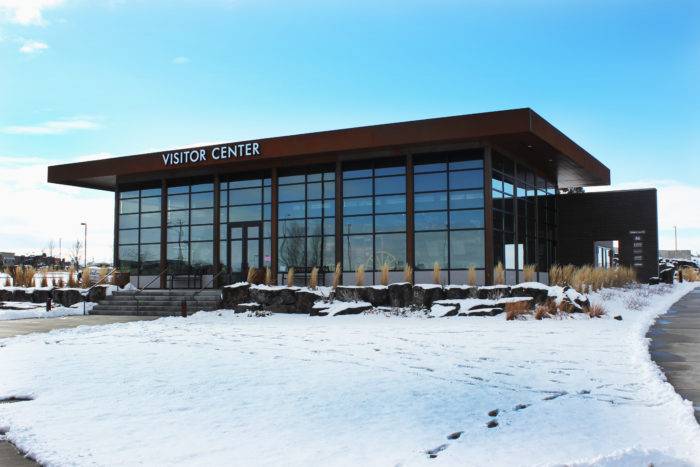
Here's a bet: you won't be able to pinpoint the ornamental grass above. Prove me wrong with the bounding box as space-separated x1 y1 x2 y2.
403 264 413 284
379 263 389 286
523 264 536 282
505 300 531 320
286 268 294 287
332 263 342 289
247 267 258 284
355 265 365 287
467 265 477 286
432 262 441 285
309 266 319 290
494 262 505 285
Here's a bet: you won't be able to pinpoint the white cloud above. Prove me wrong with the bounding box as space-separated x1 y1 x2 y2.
587 180 700 254
0 0 65 26
19 38 47 53
0 154 114 263
172 56 189 65
2 116 101 135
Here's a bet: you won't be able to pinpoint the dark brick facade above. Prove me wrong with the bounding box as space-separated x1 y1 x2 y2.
557 189 659 282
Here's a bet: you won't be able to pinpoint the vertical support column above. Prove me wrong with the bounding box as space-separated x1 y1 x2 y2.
405 153 415 279
334 160 343 283
513 163 519 284
271 168 279 283
159 178 167 289
113 186 120 269
213 174 221 288
483 146 494 285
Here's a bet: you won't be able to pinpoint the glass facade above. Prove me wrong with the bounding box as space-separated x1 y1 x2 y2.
414 150 485 276
278 170 335 276
492 151 557 277
342 161 406 272
117 187 161 275
167 182 214 274
116 145 557 286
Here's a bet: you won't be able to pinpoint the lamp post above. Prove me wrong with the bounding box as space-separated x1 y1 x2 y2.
80 222 87 268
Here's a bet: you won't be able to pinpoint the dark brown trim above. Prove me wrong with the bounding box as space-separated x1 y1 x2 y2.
270 168 278 283
483 146 494 285
405 153 415 279
159 178 167 288
334 161 343 281
47 109 609 190
213 174 221 287
513 163 519 283
113 187 120 268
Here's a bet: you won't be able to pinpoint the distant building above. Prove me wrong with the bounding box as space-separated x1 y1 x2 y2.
0 252 15 267
659 250 692 260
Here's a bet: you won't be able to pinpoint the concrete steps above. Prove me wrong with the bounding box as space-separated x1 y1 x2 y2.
90 289 222 316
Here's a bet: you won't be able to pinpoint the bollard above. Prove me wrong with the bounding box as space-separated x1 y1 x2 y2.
679 268 684 283
46 297 52 312
181 299 187 318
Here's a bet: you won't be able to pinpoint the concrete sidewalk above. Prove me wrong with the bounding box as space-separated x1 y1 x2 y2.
0 315 159 339
0 314 158 466
648 286 700 423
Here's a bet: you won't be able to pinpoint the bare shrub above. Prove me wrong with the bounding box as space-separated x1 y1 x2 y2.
403 264 413 284
523 264 536 282
467 265 477 286
332 263 342 289
286 268 295 287
505 300 531 320
309 266 319 290
624 294 649 311
494 262 505 285
432 262 441 285
587 303 606 318
355 265 365 286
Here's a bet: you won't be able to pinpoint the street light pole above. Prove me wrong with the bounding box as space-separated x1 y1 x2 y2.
81 222 87 268
674 226 678 251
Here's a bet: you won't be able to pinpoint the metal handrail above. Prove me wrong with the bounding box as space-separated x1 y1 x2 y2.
192 269 226 302
82 267 118 315
134 267 169 315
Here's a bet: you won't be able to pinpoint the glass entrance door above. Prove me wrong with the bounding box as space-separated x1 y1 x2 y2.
228 222 263 283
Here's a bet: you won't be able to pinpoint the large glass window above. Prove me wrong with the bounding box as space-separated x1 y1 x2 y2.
117 187 161 275
278 170 335 275
220 176 272 270
166 182 214 274
343 161 406 272
413 149 484 272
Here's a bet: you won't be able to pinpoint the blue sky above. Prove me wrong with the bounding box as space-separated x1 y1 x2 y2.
0 0 698 261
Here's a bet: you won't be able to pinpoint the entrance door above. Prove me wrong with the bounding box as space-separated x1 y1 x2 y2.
227 222 263 283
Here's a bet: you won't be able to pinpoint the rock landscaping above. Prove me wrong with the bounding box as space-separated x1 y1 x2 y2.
222 281 593 318
0 285 119 307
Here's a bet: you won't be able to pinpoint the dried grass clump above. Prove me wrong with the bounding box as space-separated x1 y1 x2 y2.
549 264 638 292
557 300 575 314
40 272 48 288
80 268 91 288
99 266 108 283
67 268 77 288
505 300 531 321
587 303 606 318
57 276 65 288
3 274 10 287
286 268 295 287
379 263 389 286
534 300 557 320
467 265 477 286
432 262 441 285
494 262 505 285
523 264 536 282
355 265 365 286
14 266 35 288
403 264 413 284
247 267 258 284
680 267 699 282
309 266 319 290
332 263 342 289
264 267 273 286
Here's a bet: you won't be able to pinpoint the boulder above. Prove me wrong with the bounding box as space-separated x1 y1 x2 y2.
32 288 53 303
412 285 444 308
335 286 370 303
560 286 590 312
293 290 321 313
366 287 389 307
221 283 250 307
388 283 412 307
0 288 14 301
444 286 477 300
250 287 296 306
460 307 504 317
648 277 660 285
88 285 110 303
659 267 674 284
510 285 549 305
477 285 511 300
55 289 83 307
332 303 372 316
11 289 31 302
233 303 260 313
432 302 460 317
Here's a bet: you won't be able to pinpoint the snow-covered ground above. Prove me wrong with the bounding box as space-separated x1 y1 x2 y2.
0 302 94 320
0 283 699 466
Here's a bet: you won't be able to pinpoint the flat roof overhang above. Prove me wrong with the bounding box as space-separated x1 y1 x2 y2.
47 108 610 191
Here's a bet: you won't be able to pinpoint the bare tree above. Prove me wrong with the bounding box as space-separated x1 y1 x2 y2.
71 239 83 268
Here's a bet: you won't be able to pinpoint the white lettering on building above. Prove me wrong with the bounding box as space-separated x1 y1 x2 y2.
162 142 261 166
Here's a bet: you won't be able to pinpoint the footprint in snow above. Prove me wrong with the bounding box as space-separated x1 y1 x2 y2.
514 403 530 410
446 432 463 440
425 443 448 458
542 391 567 401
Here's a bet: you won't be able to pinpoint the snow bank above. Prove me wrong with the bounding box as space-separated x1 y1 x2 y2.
0 283 698 466
0 302 91 321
